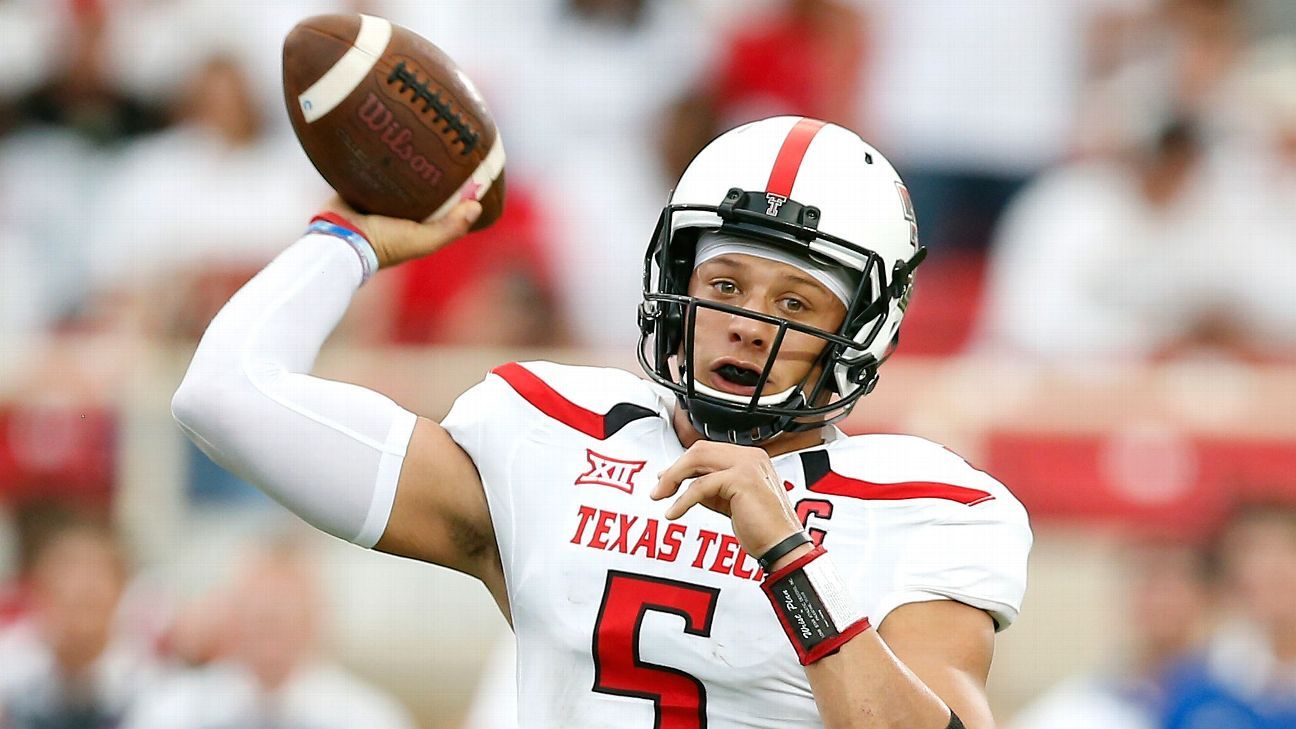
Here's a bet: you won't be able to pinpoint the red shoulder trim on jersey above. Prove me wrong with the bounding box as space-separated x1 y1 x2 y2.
810 472 995 505
800 450 995 506
490 363 656 440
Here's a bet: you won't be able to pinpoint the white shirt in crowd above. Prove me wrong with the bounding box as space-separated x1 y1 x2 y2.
1009 673 1156 729
977 139 1296 363
863 0 1149 174
123 661 416 729
0 619 161 726
87 127 328 295
397 0 716 348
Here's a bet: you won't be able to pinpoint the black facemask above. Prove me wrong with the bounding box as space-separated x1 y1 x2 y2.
637 188 925 445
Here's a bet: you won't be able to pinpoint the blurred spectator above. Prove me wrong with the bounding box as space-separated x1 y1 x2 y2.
0 1 59 125
391 188 567 346
1010 539 1213 729
1158 503 1296 728
975 119 1258 363
421 0 713 348
861 0 1150 251
0 229 47 378
0 514 159 728
125 542 416 729
1161 0 1245 124
1211 37 1296 358
86 54 327 340
0 503 108 627
712 0 865 128
661 0 867 180
1080 0 1248 154
160 584 236 671
8 0 166 145
979 32 1296 365
0 104 122 332
99 0 340 133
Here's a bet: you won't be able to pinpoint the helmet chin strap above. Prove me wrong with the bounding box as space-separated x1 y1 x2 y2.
677 363 801 445
683 393 798 446
676 354 829 444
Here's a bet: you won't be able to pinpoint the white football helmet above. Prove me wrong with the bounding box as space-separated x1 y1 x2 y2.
638 116 925 445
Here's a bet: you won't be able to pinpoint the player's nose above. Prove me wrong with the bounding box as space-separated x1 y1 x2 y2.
727 310 777 350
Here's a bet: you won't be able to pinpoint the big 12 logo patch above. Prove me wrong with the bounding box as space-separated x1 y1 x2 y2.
575 449 646 494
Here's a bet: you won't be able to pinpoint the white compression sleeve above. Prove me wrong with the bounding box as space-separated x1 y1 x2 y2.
172 233 417 548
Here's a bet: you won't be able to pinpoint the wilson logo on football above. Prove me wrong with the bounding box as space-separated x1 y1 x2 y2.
575 450 646 494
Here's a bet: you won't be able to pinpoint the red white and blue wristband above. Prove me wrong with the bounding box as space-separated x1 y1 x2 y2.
761 545 871 665
308 212 379 284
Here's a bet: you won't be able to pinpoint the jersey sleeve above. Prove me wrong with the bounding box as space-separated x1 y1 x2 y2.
872 492 1032 631
438 368 528 564
439 369 518 467
851 438 1033 632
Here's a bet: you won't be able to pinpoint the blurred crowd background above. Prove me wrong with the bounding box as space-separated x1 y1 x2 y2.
1 0 1295 727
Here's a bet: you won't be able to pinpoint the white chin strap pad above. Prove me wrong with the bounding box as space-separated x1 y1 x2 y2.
691 378 798 406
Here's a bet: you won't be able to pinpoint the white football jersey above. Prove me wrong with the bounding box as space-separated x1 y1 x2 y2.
442 361 1032 729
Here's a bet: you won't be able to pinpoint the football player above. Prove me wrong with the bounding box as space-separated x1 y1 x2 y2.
173 116 1031 728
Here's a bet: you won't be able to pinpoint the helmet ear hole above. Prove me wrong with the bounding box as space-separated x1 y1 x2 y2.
661 306 684 354
837 362 879 395
861 371 880 397
668 228 701 278
637 302 657 335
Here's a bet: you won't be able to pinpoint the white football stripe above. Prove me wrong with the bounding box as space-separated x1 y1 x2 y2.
297 14 392 124
426 133 507 222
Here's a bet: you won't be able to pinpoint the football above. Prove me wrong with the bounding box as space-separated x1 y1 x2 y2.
283 13 505 229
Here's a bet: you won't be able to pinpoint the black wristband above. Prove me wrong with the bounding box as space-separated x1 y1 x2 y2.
946 709 965 729
757 531 813 573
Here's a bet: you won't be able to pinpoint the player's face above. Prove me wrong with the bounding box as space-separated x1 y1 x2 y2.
686 254 847 399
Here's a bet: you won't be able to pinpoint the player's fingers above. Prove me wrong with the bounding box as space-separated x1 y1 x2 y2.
368 200 482 268
665 472 730 521
405 200 481 255
425 200 482 239
651 448 717 501
318 195 374 239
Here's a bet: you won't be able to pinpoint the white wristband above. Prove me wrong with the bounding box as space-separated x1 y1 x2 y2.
307 213 379 283
761 546 871 665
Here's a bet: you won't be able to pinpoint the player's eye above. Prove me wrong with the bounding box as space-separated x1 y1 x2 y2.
711 280 739 296
780 296 807 314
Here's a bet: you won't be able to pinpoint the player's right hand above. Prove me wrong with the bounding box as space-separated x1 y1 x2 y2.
320 196 483 269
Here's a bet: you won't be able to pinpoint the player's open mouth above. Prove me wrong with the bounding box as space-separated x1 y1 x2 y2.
709 361 765 395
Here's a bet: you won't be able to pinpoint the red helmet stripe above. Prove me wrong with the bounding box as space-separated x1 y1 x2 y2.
765 118 828 198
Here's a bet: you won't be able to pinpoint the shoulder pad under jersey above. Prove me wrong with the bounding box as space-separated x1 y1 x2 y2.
817 433 1024 513
483 361 669 440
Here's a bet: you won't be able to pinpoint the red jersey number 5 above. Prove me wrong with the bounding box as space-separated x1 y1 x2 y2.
592 571 721 729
